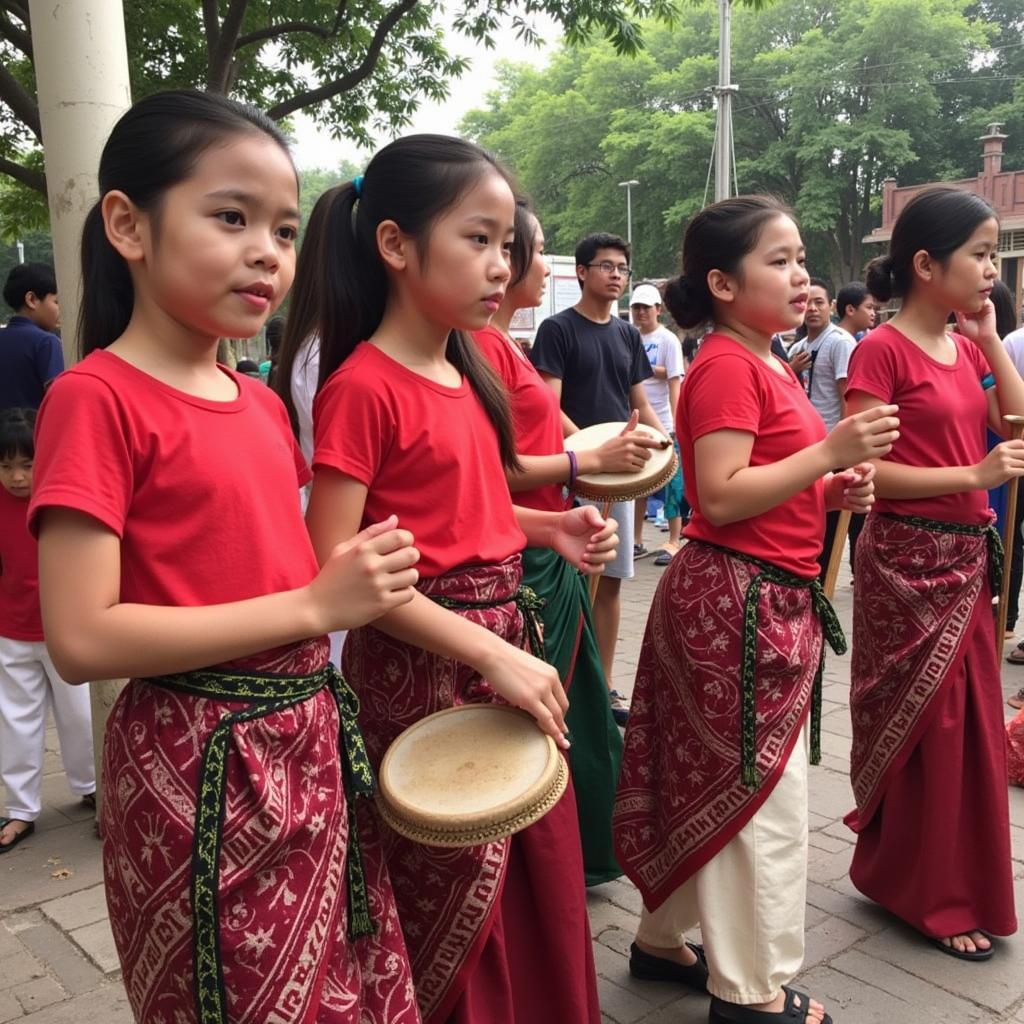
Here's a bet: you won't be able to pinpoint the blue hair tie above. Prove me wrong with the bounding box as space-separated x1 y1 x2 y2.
353 175 364 197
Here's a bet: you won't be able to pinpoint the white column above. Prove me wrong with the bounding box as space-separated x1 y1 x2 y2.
30 0 132 815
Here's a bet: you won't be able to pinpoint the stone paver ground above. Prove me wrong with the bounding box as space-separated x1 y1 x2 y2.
2 522 1023 1022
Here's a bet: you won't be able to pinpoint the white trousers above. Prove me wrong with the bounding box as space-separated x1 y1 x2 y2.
637 723 809 1004
0 637 95 821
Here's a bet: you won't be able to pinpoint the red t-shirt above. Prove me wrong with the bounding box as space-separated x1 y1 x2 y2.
29 350 317 611
846 324 991 525
680 334 827 579
0 487 43 641
473 326 568 513
313 342 526 578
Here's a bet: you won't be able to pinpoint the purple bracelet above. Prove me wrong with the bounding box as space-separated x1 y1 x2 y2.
567 450 578 489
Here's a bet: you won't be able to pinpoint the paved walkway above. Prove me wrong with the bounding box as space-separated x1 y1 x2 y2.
2 524 1023 1022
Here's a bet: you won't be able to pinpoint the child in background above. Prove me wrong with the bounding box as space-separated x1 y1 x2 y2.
0 407 94 853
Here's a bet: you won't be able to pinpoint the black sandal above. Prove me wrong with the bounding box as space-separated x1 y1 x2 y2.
710 986 833 1024
629 940 709 992
927 933 993 961
0 817 35 854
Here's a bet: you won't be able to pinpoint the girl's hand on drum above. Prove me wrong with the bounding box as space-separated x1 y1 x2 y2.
480 644 570 749
826 462 875 513
586 410 666 475
310 515 420 631
974 439 1024 489
824 404 899 467
551 505 619 574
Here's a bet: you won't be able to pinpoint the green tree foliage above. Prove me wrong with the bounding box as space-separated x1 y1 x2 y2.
0 0 679 223
463 0 1022 284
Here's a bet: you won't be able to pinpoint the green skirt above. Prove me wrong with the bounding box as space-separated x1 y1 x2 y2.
522 546 623 885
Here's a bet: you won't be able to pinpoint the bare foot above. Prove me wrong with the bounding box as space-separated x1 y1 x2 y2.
744 989 827 1023
941 931 991 955
634 937 698 967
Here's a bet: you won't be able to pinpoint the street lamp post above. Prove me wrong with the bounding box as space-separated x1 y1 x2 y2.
618 179 640 246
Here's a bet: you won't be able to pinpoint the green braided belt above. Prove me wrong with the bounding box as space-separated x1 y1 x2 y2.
429 584 547 660
145 661 376 1024
880 512 1003 601
697 542 847 790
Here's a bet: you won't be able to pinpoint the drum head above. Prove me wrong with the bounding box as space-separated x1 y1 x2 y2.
376 705 568 848
565 421 677 502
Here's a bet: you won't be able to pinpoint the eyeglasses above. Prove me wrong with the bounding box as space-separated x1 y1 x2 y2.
586 262 632 277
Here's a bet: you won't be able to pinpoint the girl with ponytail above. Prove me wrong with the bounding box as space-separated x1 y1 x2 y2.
30 90 421 1024
286 135 609 1023
844 186 1023 960
613 195 899 1024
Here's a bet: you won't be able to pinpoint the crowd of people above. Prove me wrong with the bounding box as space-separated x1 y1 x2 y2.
0 87 1022 1024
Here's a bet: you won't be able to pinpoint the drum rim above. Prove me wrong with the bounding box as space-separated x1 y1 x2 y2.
566 421 678 502
377 704 565 840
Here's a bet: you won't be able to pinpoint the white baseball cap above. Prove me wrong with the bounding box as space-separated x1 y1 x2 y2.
629 284 662 307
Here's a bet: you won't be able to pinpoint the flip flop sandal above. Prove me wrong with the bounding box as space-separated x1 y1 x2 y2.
1008 687 1024 709
0 817 35 855
1005 643 1024 665
926 934 993 961
629 941 709 992
710 987 832 1024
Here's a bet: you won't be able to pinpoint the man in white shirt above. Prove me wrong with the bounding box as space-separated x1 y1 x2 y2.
630 284 688 567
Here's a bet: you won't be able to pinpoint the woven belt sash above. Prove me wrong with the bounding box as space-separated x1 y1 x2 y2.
429 584 547 660
145 662 375 1024
881 512 1003 601
699 542 847 790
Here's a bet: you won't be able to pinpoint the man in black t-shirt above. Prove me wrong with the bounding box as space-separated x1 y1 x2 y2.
530 233 667 722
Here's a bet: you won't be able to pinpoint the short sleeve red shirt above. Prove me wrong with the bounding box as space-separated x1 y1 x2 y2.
0 488 43 641
29 350 318 608
845 324 991 525
680 334 827 579
313 342 526 579
473 326 568 514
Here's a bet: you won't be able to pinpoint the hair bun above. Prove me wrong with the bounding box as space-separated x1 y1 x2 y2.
864 254 895 304
664 274 713 329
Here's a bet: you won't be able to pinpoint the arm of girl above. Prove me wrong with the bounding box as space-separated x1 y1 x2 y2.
513 504 618 574
37 509 420 683
847 389 1024 495
694 404 899 526
955 301 1024 437
305 469 570 747
506 409 661 492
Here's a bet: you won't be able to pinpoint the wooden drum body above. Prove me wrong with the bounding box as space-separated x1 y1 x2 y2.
565 421 677 502
376 705 568 848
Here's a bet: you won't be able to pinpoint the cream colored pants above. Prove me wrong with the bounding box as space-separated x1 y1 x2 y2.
637 723 809 1004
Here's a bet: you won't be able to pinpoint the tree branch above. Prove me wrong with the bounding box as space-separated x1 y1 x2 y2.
0 6 31 57
202 0 220 51
266 0 419 120
208 0 256 93
0 60 41 140
0 151 45 193
235 1 348 50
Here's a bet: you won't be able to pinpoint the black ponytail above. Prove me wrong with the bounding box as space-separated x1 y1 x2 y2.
79 89 293 356
279 134 521 470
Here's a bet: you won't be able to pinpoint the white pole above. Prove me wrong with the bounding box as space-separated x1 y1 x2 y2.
713 0 738 202
626 184 633 244
16 240 24 264
30 0 132 817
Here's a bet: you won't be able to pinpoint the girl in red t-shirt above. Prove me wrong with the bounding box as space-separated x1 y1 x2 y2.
277 138 612 1024
612 196 899 1024
29 92 424 1024
844 186 1024 962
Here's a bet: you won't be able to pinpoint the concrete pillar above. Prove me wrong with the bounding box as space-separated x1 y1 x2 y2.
30 0 132 817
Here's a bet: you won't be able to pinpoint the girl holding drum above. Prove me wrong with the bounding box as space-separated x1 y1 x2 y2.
613 196 899 1024
279 137 610 1024
473 198 663 887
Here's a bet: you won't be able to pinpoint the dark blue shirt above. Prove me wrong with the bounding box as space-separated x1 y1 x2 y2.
0 315 64 410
